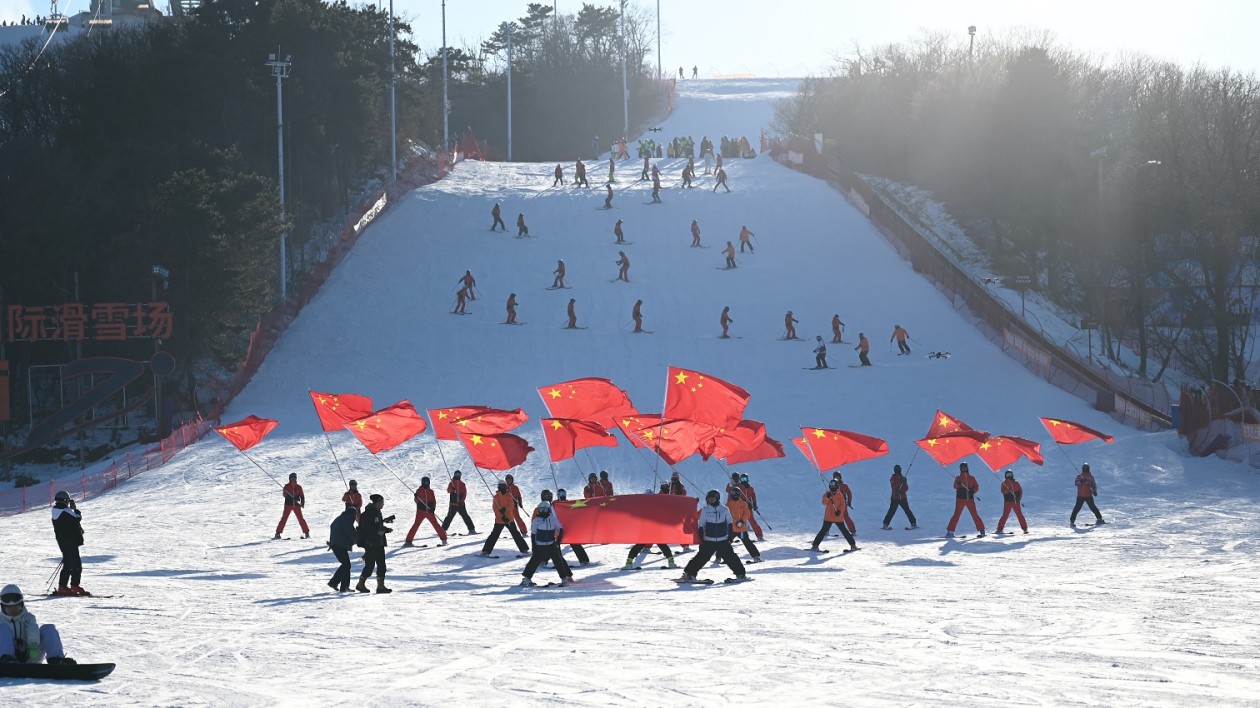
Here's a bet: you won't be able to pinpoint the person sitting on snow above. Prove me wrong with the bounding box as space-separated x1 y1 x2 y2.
0 585 75 664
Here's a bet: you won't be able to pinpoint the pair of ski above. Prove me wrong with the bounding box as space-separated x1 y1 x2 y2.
476 552 530 559
803 547 859 554
673 577 753 585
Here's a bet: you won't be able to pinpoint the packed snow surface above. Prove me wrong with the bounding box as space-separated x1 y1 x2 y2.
2 78 1258 706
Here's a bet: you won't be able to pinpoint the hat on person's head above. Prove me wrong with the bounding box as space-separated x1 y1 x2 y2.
1 584 23 606
453 470 462 478
893 464 902 474
959 462 969 472
348 479 357 487
1004 470 1015 478
420 477 430 487
1082 463 1091 473
369 494 384 504
54 490 70 502
289 473 297 479
599 470 609 479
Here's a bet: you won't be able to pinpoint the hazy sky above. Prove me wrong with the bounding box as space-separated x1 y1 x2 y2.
2 0 1255 78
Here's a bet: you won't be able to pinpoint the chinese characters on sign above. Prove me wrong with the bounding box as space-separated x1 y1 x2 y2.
4 302 173 343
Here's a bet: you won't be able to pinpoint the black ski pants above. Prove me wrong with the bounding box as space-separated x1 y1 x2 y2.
812 520 856 549
359 544 386 580
330 546 352 589
815 352 828 368
1070 497 1103 524
683 539 745 579
858 351 872 366
442 504 476 533
568 544 590 564
482 522 529 554
883 499 917 527
492 215 506 231
524 544 571 580
628 543 674 560
733 532 760 558
58 543 82 588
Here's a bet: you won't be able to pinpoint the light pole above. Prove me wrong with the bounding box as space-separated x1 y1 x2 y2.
389 0 397 185
1014 274 1031 318
656 0 661 82
442 0 449 153
1212 378 1254 463
620 0 628 136
264 51 292 301
967 25 976 61
507 23 513 161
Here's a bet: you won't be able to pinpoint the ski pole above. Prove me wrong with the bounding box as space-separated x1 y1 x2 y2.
45 562 63 594
753 507 774 531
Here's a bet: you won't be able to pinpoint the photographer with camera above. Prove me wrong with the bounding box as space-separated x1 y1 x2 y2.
51 491 88 597
355 494 394 594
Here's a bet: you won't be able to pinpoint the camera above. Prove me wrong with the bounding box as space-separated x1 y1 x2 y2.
382 515 395 524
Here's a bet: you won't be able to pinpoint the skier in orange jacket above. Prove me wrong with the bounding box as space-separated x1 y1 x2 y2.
490 203 506 231
1070 463 1106 527
809 479 857 552
342 479 363 520
505 473 527 535
727 486 762 562
616 252 630 282
614 219 626 244
737 473 765 541
632 300 644 333
831 471 856 534
690 219 702 247
946 462 985 537
458 270 477 299
441 470 476 534
720 306 734 338
552 260 566 288
552 163 564 187
855 333 871 366
516 213 529 238
784 311 799 340
723 241 737 269
738 226 755 253
891 325 911 355
831 314 845 343
575 159 589 187
480 481 529 555
996 470 1028 534
505 293 518 324
598 470 614 496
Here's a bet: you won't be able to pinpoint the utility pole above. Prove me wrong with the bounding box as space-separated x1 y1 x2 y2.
442 0 449 152
389 0 396 184
264 50 292 301
656 0 661 82
507 24 513 161
620 0 628 135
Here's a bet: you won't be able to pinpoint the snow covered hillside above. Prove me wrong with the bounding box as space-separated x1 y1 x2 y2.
1 78 1258 706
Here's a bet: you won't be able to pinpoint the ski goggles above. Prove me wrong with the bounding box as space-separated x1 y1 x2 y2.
0 592 23 606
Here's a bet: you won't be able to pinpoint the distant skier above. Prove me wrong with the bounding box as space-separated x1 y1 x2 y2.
641 156 650 180
692 65 698 79
607 156 615 183
516 213 529 238
616 251 630 282
881 464 918 529
441 470 476 534
891 324 911 354
603 183 614 209
738 225 755 253
813 336 828 368
614 219 626 244
1069 463 1106 527
505 293 518 324
480 481 530 557
519 501 574 587
632 300 644 333
453 287 468 314
327 504 357 592
490 203 506 232
356 494 394 594
274 472 310 540
342 479 363 516
50 491 87 597
459 270 477 299
678 66 684 78
552 260 566 289
831 314 846 343
650 174 662 203
677 490 748 584
566 298 578 329
809 479 858 552
855 333 871 366
946 462 985 538
996 470 1028 534
690 219 702 247
617 137 629 160
720 306 734 338
404 477 448 546
575 159 589 187
723 241 737 269
598 470 614 495
552 163 564 187
784 311 799 340
713 167 730 192
681 158 695 188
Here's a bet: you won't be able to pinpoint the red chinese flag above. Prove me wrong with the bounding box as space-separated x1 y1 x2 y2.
619 415 719 465
345 401 429 454
915 430 990 466
792 436 816 466
616 413 664 449
710 420 768 460
1039 417 1115 445
554 493 698 544
724 435 785 465
663 366 751 429
799 427 890 471
925 409 982 439
309 391 374 432
215 415 278 452
538 377 639 430
976 435 1045 471
542 418 618 463
458 431 534 470
427 405 491 440
452 407 529 435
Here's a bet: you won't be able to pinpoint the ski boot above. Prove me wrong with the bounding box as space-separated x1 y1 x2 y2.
520 577 536 587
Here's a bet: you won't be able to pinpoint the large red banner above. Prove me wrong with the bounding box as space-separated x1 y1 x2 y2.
554 494 698 544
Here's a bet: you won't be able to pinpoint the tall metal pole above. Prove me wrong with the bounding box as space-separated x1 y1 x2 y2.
656 0 661 81
620 0 628 135
389 0 397 184
507 24 513 161
442 0 449 152
265 51 292 301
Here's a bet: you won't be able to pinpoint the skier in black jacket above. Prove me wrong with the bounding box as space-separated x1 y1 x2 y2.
356 495 394 594
50 491 87 597
327 505 358 592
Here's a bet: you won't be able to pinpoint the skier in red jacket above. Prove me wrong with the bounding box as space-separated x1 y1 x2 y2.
552 163 564 186
1070 463 1106 527
405 477 449 546
598 470 615 496
582 473 602 499
341 479 363 522
441 470 476 534
575 159 589 187
946 462 985 537
881 464 918 529
274 473 310 539
736 473 764 541
996 470 1028 534
831 471 857 535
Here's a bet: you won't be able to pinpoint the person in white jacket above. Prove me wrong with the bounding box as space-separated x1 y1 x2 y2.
677 491 748 583
520 503 574 587
0 585 74 664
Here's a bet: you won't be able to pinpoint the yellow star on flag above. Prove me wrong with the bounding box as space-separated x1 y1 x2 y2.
674 371 689 385
548 388 562 399
550 420 564 430
470 434 483 445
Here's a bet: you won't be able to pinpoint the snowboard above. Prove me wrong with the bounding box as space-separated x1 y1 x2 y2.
0 662 115 681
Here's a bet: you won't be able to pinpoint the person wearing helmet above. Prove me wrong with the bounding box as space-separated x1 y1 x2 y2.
946 462 985 538
441 470 476 535
549 488 589 565
480 482 529 557
996 470 1029 534
342 480 363 521
583 473 602 499
356 494 394 594
813 336 828 369
50 491 87 597
0 585 74 664
727 486 762 563
855 333 872 366
598 470 614 496
677 490 747 583
737 474 765 542
504 474 527 535
783 310 799 340
520 501 573 587
831 471 857 536
327 504 358 592
1070 463 1106 527
891 324 911 355
881 464 919 530
666 472 692 552
404 477 448 547
809 479 858 553
274 473 310 541
552 259 566 289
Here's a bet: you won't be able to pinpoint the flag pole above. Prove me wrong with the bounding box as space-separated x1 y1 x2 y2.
715 458 771 530
537 419 561 491
1052 441 1078 469
235 450 286 489
365 451 417 497
308 388 351 490
423 410 456 481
